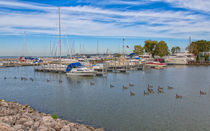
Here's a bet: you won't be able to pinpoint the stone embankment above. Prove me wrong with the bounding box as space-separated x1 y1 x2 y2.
0 99 104 131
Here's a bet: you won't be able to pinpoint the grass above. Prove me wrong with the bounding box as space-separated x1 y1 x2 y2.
51 114 58 120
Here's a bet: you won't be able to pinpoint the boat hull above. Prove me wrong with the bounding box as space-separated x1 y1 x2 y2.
66 72 96 77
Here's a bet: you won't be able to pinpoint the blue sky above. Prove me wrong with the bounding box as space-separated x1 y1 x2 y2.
0 0 209 56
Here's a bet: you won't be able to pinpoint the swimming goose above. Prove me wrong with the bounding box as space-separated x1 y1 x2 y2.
176 94 182 99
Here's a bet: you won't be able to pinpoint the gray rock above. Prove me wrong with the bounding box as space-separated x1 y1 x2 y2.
23 120 34 128
60 125 71 131
13 124 22 130
0 122 14 131
37 126 48 131
41 116 56 128
32 121 40 130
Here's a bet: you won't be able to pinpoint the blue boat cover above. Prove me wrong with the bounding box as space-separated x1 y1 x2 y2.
66 62 82 72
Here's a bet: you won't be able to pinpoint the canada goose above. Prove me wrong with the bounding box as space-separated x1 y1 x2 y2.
29 78 34 81
144 90 149 95
129 83 134 87
21 77 27 80
200 90 206 95
168 86 174 89
176 94 182 99
158 87 164 93
148 84 153 88
90 82 94 85
130 91 135 96
110 84 114 88
59 79 62 83
122 85 128 89
148 88 154 93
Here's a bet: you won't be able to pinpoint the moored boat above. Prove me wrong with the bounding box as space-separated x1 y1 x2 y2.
66 62 96 76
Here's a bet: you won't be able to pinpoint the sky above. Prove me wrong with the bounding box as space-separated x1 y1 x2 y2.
0 0 209 56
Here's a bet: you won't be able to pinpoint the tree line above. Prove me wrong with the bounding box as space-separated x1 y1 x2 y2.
133 40 210 60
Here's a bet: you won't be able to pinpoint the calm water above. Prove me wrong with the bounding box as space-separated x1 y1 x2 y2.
0 66 210 131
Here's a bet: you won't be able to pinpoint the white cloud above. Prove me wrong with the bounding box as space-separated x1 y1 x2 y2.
0 0 209 40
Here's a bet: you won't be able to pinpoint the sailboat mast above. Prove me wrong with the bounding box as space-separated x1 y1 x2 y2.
24 31 26 57
58 6 61 60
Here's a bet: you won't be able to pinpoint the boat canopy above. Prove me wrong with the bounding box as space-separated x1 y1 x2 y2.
66 62 82 72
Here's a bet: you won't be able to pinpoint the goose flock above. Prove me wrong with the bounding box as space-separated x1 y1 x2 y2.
3 76 208 98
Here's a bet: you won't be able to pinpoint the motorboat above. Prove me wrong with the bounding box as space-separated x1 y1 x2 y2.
66 62 96 76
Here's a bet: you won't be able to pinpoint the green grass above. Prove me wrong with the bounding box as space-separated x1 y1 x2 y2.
51 114 58 120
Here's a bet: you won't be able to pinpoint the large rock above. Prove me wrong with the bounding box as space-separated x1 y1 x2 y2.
41 116 56 128
60 125 71 131
0 122 13 131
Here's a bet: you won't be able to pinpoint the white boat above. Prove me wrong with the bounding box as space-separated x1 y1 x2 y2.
165 52 195 65
66 62 96 76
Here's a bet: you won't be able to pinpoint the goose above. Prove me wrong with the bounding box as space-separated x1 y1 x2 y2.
148 88 154 93
59 79 62 83
176 94 182 99
46 79 50 82
21 77 27 80
90 82 95 85
110 84 114 88
144 90 149 95
148 84 153 88
122 85 128 89
200 90 206 95
129 83 134 87
4 77 7 80
29 78 34 81
168 86 174 89
158 86 164 93
130 91 135 96
14 76 17 79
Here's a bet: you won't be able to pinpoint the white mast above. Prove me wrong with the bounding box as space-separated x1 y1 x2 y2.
58 6 62 60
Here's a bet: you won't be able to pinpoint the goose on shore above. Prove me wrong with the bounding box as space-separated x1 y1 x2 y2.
130 91 135 96
176 94 182 99
200 90 206 95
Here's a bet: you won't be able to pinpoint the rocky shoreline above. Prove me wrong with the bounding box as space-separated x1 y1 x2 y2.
0 99 104 131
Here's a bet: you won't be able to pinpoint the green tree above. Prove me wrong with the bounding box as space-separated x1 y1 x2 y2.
115 53 122 57
133 45 144 55
144 40 158 57
154 40 169 57
187 40 210 60
171 46 181 54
